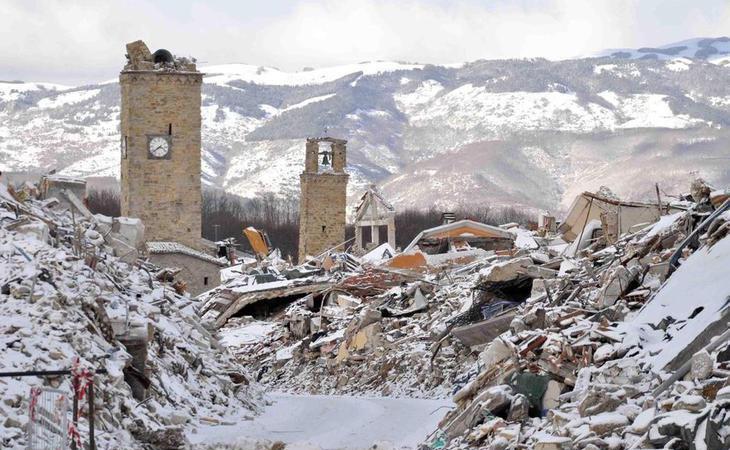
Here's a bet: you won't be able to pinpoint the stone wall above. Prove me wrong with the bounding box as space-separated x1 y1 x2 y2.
298 174 348 262
147 253 221 296
119 69 202 250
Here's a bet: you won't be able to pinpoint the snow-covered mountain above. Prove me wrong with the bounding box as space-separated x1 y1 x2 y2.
596 36 730 64
2 37 730 212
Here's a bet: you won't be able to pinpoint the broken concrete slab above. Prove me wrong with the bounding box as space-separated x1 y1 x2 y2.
451 310 516 348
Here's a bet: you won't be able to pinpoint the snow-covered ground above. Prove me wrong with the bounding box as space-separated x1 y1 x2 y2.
189 393 453 450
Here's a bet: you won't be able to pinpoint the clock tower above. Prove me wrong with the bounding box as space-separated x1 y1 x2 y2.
120 40 202 249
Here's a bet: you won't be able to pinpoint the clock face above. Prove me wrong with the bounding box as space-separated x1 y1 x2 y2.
149 136 170 158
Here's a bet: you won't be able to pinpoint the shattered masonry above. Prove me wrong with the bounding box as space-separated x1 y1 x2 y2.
204 179 730 450
0 181 261 449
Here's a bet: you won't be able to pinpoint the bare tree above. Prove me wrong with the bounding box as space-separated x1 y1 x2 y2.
86 189 120 217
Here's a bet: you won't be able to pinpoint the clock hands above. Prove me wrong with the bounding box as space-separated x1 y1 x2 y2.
150 138 168 156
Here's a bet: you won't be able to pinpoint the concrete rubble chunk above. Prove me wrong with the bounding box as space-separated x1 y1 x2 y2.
597 261 641 308
542 380 563 412
534 435 572 450
673 394 706 412
478 257 534 283
690 349 713 380
508 393 530 421
588 412 629 435
579 389 623 417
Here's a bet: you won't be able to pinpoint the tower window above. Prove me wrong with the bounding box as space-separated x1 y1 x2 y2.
321 225 326 233
168 123 172 135
204 276 209 286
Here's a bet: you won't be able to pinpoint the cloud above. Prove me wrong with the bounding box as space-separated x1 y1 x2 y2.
1 0 729 85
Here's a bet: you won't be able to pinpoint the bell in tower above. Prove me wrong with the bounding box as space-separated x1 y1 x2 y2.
321 150 331 167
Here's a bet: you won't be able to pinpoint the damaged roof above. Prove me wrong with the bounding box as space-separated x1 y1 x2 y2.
403 219 515 253
354 185 395 221
146 241 227 266
559 191 663 242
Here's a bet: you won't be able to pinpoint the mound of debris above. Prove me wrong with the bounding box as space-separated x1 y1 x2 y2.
433 198 730 449
218 269 476 398
202 221 565 398
0 183 261 449
201 178 730 449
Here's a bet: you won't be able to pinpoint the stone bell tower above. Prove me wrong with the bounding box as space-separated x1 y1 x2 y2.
119 40 202 249
298 137 349 263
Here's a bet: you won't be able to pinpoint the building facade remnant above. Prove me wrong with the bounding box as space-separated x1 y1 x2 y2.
298 137 349 263
119 40 203 250
403 219 515 255
39 174 86 212
145 241 226 296
353 185 396 253
559 191 664 244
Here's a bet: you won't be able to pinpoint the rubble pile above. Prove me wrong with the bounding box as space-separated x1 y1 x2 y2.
208 179 730 449
226 269 480 398
434 200 730 449
212 241 557 398
0 184 261 449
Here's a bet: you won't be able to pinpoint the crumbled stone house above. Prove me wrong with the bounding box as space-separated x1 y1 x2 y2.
559 191 664 245
298 137 349 263
386 219 516 269
145 242 226 296
404 219 515 255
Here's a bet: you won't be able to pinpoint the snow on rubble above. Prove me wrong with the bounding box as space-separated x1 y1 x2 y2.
0 183 261 449
432 189 730 449
5 171 730 449
200 179 730 449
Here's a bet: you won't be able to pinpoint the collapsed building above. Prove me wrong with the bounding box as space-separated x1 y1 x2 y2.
196 177 730 450
145 241 227 296
402 219 515 263
559 189 668 253
0 180 260 450
39 174 87 212
353 185 396 254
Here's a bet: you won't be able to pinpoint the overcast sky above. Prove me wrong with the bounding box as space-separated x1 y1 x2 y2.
3 0 730 85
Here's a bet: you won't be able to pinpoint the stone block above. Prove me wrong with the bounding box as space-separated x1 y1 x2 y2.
126 40 152 65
